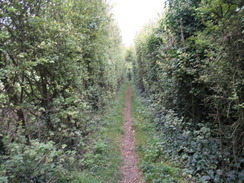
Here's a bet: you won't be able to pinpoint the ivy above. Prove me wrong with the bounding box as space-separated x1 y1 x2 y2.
134 0 244 182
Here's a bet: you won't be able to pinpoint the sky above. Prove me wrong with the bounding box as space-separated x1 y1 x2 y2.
109 0 165 47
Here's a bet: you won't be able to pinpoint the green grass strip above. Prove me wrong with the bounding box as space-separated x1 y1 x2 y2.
70 84 127 183
130 84 186 183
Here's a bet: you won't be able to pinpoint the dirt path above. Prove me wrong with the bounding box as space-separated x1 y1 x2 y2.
120 86 145 183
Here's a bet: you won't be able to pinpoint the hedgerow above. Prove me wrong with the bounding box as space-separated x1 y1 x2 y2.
133 0 244 182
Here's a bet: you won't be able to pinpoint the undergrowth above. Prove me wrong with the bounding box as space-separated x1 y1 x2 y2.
71 84 127 183
131 81 244 183
131 84 185 183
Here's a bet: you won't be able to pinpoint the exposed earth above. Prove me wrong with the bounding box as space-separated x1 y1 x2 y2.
120 86 145 183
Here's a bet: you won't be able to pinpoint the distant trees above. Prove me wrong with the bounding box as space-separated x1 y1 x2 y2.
125 49 135 81
134 0 243 182
0 0 125 182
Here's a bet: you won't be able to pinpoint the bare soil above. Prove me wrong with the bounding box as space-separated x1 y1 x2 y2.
120 86 145 183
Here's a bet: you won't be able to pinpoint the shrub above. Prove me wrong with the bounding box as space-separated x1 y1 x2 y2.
0 139 70 183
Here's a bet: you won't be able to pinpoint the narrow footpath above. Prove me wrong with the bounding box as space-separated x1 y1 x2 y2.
120 85 144 183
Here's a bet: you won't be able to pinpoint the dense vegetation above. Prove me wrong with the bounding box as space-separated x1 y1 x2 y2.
1 0 243 182
133 0 243 182
0 0 126 182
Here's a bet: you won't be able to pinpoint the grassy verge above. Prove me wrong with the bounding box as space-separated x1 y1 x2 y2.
130 84 186 183
71 84 127 183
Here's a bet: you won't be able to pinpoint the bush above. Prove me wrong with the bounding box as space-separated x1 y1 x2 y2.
147 99 244 182
0 139 70 183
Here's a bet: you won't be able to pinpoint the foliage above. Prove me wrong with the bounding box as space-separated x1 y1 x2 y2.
134 0 244 182
124 48 136 81
131 85 185 183
70 83 127 183
0 139 70 183
0 0 126 182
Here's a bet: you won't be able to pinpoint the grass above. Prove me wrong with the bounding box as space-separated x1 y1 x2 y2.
130 84 186 183
71 84 127 183
70 82 186 183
